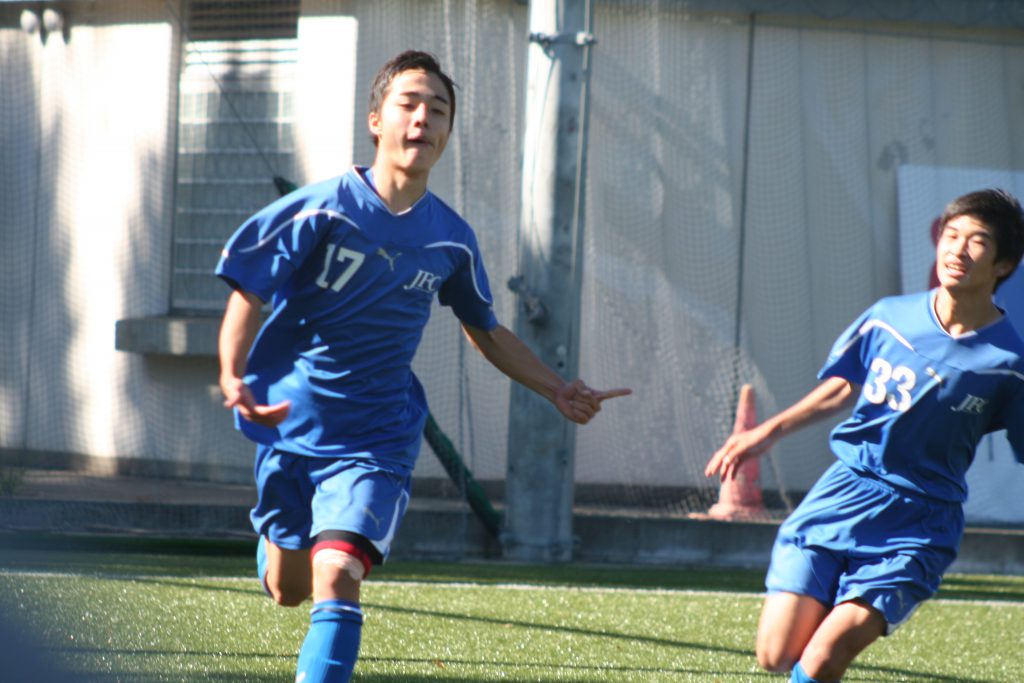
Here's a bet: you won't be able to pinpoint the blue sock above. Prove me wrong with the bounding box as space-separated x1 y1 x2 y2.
790 661 829 683
295 599 364 683
256 537 271 597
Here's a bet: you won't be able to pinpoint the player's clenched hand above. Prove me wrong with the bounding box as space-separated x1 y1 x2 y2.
221 377 291 427
555 379 632 425
704 423 774 481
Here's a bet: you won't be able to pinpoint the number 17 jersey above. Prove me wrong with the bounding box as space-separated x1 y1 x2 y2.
820 290 1024 502
215 167 498 471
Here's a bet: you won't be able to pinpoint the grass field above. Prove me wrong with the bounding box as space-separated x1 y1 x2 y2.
1 534 1023 682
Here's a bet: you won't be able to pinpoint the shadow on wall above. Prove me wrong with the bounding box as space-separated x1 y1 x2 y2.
0 26 86 460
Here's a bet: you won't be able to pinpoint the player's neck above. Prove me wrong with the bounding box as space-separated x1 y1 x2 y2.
933 287 1002 336
367 163 429 214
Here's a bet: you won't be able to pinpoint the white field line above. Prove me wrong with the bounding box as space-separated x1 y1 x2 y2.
2 571 1023 608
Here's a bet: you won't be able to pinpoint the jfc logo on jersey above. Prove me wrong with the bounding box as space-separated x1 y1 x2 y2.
404 269 442 294
951 394 988 414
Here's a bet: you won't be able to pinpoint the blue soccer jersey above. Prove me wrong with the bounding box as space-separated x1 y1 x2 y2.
216 167 498 470
820 290 1024 502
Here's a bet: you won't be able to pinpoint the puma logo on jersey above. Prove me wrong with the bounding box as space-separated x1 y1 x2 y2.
403 269 442 294
376 247 401 271
951 394 988 414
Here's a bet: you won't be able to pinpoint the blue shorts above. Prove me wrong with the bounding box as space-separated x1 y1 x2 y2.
249 445 412 560
766 461 963 633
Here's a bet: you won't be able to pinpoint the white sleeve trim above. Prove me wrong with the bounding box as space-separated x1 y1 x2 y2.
831 319 916 360
235 209 359 255
425 240 492 304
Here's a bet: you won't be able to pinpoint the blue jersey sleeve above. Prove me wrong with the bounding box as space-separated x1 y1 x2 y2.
437 230 498 330
818 306 875 385
992 376 1024 464
215 198 330 302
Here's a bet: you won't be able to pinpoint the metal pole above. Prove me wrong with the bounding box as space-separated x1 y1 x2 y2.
504 0 595 563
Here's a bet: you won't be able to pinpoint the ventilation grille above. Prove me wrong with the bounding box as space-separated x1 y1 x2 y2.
187 0 300 41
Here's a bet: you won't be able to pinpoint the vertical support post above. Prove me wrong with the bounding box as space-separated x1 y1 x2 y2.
504 0 595 563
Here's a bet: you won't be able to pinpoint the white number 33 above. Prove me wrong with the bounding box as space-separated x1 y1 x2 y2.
863 358 916 412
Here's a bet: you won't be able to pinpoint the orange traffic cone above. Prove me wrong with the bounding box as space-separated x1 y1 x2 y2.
705 384 768 521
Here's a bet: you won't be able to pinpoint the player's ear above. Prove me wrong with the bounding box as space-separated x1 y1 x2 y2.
994 257 1015 279
368 109 382 140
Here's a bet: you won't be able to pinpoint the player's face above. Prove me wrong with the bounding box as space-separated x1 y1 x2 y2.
935 215 1012 294
369 69 451 177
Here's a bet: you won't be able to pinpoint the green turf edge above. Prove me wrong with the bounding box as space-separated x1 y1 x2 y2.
2 531 1022 601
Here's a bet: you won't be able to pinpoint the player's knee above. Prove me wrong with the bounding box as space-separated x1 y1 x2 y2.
267 575 312 607
757 650 795 673
312 547 369 592
798 641 851 682
269 587 306 608
756 640 797 673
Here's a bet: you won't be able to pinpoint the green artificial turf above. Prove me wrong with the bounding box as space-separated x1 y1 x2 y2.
1 534 1022 682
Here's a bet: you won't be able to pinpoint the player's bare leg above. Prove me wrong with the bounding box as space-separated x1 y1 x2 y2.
311 549 362 603
797 599 886 681
295 546 369 682
263 537 312 607
756 592 829 672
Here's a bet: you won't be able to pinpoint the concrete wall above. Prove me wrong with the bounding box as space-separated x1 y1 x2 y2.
2 1 1024 524
0 2 234 476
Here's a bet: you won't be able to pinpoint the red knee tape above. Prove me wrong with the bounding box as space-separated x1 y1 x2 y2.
311 540 374 578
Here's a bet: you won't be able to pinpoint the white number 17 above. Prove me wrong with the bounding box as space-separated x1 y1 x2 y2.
315 244 365 292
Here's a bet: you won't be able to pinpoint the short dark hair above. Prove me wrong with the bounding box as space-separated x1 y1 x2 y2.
368 50 456 145
939 188 1024 291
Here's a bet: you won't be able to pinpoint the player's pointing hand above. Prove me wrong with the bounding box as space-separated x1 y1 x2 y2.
555 379 633 425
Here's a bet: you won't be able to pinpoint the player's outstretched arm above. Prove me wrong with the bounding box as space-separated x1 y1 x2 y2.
705 376 856 481
461 323 631 425
218 289 291 427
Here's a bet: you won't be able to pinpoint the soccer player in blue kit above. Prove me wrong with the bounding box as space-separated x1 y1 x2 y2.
216 50 631 682
706 189 1024 683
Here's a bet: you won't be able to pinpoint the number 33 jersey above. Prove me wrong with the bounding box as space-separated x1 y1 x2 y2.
216 167 498 470
820 290 1024 502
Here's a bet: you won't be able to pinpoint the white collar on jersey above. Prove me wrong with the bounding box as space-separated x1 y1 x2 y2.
354 166 430 217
